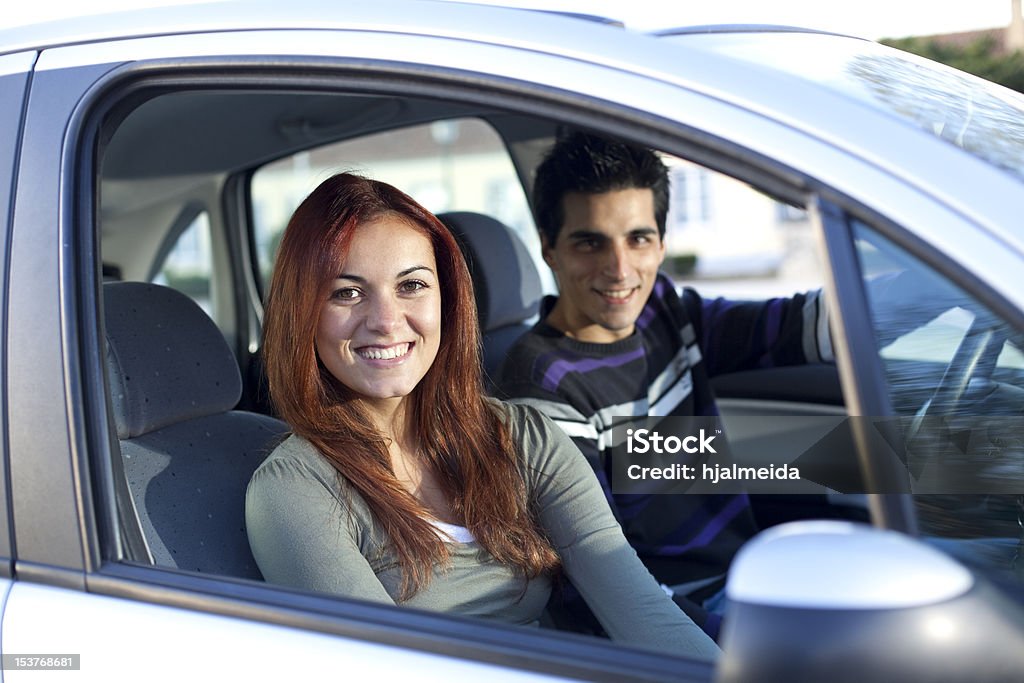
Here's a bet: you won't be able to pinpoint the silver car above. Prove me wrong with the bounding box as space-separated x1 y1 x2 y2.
0 2 1022 680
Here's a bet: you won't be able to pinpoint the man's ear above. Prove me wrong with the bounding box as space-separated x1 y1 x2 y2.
541 234 558 270
656 232 668 266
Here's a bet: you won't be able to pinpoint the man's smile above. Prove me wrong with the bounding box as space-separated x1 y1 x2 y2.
594 286 641 303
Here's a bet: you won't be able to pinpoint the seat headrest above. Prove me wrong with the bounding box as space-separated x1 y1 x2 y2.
440 211 542 331
104 282 242 439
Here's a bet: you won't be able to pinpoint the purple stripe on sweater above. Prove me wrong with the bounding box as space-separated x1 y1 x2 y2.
636 302 658 330
541 346 646 393
636 278 669 330
654 495 749 555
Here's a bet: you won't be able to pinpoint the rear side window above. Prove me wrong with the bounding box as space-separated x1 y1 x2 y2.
250 118 543 292
151 211 214 317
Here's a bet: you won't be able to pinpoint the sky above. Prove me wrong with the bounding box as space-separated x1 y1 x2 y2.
1 0 1016 41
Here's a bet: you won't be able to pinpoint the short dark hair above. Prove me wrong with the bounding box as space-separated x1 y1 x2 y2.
532 131 670 245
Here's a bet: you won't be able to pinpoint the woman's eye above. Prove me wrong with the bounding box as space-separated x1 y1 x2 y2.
400 279 428 294
331 287 360 301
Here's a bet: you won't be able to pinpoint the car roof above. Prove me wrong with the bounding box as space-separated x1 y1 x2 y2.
0 0 634 56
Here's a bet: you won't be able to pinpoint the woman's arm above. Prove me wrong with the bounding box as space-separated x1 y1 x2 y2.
510 404 720 660
246 448 397 604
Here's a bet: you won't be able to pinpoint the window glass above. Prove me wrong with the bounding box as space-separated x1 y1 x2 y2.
854 221 1024 587
250 118 545 292
151 211 214 317
674 32 1024 182
665 155 820 298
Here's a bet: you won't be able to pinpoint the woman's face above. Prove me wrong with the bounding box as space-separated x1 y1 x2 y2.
315 215 441 406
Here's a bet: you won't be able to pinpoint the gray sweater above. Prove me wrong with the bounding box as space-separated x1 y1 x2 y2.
245 401 719 659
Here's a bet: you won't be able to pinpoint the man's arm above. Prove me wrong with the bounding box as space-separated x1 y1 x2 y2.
684 287 833 377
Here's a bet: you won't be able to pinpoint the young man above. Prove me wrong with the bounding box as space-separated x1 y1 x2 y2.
494 132 833 639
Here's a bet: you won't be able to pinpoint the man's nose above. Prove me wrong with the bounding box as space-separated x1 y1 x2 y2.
602 242 630 280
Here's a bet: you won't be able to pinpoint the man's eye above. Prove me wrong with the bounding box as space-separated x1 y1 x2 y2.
575 239 600 252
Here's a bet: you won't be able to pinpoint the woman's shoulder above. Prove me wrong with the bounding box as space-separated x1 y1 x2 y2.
250 433 348 492
486 398 576 469
486 397 545 435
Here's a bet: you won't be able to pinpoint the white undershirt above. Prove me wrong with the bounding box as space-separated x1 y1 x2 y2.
428 518 476 543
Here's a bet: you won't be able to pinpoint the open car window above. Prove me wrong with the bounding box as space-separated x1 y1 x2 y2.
94 73 851 664
250 117 551 294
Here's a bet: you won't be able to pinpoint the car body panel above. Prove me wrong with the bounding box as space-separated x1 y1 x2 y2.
1 582 578 682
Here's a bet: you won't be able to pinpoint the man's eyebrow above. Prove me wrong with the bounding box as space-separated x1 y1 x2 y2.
565 230 607 240
564 228 657 240
335 265 435 281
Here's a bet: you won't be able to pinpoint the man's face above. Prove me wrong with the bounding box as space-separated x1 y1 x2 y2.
542 187 666 343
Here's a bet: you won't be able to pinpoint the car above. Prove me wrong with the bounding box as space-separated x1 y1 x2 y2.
1 2 1023 680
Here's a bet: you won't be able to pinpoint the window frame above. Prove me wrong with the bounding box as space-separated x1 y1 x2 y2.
0 53 37 578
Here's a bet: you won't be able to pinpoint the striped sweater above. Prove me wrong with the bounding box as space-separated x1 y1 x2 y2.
495 272 832 595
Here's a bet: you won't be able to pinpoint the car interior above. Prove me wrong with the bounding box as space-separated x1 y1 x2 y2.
92 81 1023 631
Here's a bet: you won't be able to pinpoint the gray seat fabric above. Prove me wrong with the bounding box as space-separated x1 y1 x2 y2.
439 212 543 385
104 282 288 578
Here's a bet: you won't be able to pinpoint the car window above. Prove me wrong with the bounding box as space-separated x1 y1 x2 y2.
250 118 548 293
151 210 214 317
675 32 1024 183
664 155 820 299
853 221 1024 588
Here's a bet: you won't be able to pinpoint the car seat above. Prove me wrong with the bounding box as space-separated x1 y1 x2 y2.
103 281 288 578
439 211 543 388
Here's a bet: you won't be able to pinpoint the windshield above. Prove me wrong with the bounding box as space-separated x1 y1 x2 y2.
665 31 1024 183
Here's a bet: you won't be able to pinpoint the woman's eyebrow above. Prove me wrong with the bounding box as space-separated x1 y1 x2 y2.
335 265 435 281
397 265 434 278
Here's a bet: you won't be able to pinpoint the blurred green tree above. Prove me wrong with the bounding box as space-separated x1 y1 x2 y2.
882 34 1024 94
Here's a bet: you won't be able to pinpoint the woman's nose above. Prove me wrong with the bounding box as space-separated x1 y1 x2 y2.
364 295 400 333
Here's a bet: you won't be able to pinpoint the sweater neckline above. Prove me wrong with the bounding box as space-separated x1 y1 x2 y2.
535 319 643 356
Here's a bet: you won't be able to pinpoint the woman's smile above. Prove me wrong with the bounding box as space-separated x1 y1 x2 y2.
354 341 414 363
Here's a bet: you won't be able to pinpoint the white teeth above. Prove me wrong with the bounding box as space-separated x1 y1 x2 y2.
358 343 410 360
601 289 633 299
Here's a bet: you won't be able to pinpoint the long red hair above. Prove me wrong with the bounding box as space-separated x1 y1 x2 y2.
263 172 559 598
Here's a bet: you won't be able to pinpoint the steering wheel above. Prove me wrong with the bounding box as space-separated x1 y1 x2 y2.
916 319 1007 422
903 317 1008 488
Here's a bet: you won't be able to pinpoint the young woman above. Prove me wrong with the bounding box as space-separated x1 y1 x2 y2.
245 172 719 659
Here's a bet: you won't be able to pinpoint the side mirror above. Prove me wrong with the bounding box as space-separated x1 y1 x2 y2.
717 521 1024 682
